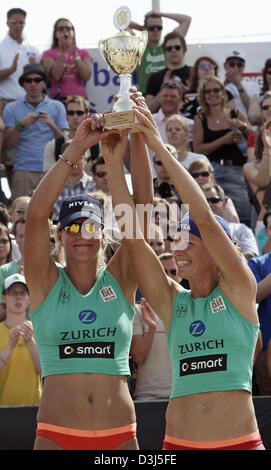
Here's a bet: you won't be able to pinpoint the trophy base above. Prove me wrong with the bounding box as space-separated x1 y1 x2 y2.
104 110 137 131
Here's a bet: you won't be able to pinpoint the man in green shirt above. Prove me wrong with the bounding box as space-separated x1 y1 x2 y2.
128 10 191 94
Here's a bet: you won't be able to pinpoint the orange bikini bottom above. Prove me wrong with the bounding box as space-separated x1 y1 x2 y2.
36 422 137 450
163 431 263 450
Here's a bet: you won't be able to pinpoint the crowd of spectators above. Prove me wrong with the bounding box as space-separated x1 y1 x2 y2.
1 7 271 409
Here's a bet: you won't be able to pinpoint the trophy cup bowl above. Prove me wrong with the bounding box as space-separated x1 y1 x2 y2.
98 30 148 130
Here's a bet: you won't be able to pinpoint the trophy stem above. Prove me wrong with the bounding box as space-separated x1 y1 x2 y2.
113 73 133 113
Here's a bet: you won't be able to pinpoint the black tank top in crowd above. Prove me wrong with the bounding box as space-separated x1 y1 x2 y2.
200 114 245 165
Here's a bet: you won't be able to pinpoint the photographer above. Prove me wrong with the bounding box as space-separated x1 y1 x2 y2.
153 143 182 208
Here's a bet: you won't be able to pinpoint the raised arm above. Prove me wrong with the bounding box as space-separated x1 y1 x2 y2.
24 115 111 310
129 106 257 314
101 123 175 331
103 92 154 300
160 12 192 37
144 10 192 37
248 93 263 126
243 125 271 188
128 11 192 37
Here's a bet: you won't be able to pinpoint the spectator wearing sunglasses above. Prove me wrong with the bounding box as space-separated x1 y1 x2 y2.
202 182 259 260
90 156 110 196
182 56 235 120
0 9 39 104
2 63 68 200
0 9 40 184
43 95 99 172
145 32 191 113
41 18 92 101
188 158 239 223
193 76 253 226
224 49 260 118
129 10 191 95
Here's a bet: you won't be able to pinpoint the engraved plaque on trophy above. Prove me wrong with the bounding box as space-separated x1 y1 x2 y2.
98 6 148 130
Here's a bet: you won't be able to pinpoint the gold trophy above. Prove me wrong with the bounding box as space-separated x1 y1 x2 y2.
98 6 148 130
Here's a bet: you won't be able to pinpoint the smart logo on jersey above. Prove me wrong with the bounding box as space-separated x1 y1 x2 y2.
180 354 227 376
59 342 115 359
78 310 97 325
189 320 206 337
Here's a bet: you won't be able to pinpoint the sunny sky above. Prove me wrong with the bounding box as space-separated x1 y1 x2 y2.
1 0 271 50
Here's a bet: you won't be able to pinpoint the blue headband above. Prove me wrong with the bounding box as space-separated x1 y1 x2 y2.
177 214 233 242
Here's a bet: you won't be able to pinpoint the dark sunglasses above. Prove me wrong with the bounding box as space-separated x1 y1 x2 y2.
261 104 271 111
206 197 223 204
95 171 107 178
23 77 43 84
164 268 177 276
266 70 271 75
153 160 163 166
198 63 216 70
191 171 210 178
147 25 162 31
9 20 25 25
57 26 73 32
165 45 181 52
228 61 244 68
67 110 85 116
204 87 222 95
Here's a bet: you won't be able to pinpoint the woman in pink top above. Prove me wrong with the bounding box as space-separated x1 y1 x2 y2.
41 18 92 101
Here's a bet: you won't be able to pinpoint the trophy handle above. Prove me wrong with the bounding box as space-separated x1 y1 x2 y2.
138 30 148 61
98 39 106 63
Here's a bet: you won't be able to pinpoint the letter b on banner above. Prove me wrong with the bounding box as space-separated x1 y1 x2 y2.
93 63 110 86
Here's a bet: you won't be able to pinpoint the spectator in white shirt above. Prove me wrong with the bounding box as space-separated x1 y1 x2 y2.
224 49 259 118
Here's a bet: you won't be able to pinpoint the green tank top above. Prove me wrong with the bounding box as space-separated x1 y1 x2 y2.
168 286 259 399
30 266 134 378
136 43 167 94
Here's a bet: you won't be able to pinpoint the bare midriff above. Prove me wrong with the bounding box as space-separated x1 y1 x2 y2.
37 373 136 429
166 390 259 441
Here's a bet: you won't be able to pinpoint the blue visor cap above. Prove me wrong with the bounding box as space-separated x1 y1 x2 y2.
59 194 104 228
177 214 233 241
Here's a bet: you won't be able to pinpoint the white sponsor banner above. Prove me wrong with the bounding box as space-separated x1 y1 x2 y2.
85 41 271 113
